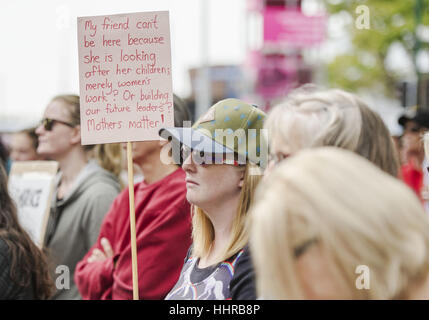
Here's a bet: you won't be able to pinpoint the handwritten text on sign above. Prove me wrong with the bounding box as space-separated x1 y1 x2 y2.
78 11 174 144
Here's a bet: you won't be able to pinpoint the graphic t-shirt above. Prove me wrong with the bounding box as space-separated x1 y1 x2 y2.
165 245 256 300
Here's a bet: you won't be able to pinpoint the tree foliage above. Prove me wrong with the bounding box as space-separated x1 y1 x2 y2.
324 0 429 95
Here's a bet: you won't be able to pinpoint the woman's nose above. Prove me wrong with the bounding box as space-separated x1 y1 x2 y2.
35 123 44 135
182 153 196 173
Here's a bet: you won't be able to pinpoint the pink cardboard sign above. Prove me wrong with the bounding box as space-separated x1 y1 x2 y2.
77 11 174 144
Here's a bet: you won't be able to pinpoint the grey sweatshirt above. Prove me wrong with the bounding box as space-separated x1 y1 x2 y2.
44 160 120 300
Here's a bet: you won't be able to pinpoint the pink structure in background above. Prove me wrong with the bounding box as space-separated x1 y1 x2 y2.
263 7 326 48
243 0 326 109
251 51 298 101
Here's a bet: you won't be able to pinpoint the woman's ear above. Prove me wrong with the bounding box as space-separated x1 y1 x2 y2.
238 167 245 188
70 125 82 145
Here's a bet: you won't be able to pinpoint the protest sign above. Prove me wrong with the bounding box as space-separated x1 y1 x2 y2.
77 11 174 145
8 161 58 248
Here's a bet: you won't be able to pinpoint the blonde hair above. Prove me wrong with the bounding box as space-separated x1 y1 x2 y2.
51 94 80 126
192 162 262 263
250 147 429 299
353 95 399 177
266 86 399 176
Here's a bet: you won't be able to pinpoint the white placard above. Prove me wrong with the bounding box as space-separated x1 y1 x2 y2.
8 161 58 247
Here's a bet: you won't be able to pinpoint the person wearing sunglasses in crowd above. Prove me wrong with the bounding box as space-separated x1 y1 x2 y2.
75 94 193 300
35 94 121 299
264 85 399 177
250 147 429 299
163 98 266 300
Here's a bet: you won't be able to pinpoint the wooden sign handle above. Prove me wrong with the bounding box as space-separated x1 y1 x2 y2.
127 141 139 300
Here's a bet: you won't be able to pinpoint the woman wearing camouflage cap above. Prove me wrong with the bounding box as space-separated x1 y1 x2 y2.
161 98 267 300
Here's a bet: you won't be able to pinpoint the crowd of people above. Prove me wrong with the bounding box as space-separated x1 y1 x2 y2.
1 85 429 300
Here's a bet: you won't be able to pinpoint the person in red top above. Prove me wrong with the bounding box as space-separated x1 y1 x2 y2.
398 110 429 201
74 95 192 300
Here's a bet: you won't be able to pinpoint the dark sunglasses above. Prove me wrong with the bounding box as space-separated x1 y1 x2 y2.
40 118 75 131
409 126 422 133
181 145 244 166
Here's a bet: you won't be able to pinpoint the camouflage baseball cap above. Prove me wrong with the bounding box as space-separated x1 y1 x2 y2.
159 98 268 167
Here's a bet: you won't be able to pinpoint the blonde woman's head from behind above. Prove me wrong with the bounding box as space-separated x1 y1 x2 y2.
250 147 429 299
